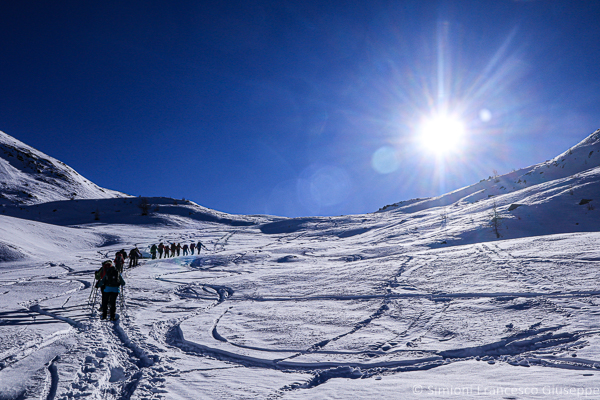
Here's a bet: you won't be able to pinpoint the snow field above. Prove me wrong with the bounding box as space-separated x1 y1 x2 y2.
2 129 600 398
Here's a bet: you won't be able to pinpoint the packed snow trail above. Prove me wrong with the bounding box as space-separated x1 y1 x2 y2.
1 219 600 399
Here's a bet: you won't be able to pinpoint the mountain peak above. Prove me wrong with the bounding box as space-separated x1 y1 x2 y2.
0 130 130 205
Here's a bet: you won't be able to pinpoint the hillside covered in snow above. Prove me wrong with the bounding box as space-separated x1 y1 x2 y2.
0 129 600 399
0 131 129 206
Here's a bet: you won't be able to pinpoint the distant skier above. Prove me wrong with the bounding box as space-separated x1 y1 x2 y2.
197 241 206 254
128 247 141 268
158 243 164 259
96 262 125 321
114 251 125 273
182 244 189 256
190 242 196 255
150 244 157 260
164 245 170 258
170 243 176 257
176 243 181 256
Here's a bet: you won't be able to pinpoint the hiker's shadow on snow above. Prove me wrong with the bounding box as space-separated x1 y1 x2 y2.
0 305 89 326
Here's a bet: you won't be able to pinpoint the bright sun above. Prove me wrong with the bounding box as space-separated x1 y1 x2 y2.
418 114 466 155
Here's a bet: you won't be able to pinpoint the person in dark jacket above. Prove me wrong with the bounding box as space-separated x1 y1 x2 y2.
114 252 125 273
96 263 125 320
128 247 141 268
170 243 176 257
150 244 157 260
182 244 189 256
158 243 164 259
190 242 196 255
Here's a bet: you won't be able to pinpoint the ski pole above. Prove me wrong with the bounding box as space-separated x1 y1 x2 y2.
90 288 99 314
119 288 125 312
88 278 97 303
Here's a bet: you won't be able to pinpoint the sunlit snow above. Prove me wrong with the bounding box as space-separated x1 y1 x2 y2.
1 130 600 399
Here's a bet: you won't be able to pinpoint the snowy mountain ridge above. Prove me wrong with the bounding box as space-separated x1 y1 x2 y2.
380 128 600 214
0 130 129 205
0 196 263 229
1 128 600 251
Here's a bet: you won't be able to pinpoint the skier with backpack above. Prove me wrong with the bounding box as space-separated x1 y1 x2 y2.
150 244 157 259
158 243 164 259
92 260 112 296
95 260 112 283
190 242 196 255
96 261 125 320
128 247 141 268
90 260 113 311
114 251 125 273
182 244 189 256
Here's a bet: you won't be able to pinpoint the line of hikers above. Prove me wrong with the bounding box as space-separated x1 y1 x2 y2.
149 241 206 259
92 248 139 320
93 241 206 320
112 248 142 272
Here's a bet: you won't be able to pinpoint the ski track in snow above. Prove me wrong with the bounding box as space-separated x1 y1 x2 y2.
2 219 600 398
119 228 600 396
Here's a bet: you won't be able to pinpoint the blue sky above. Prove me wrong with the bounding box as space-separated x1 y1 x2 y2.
1 0 600 217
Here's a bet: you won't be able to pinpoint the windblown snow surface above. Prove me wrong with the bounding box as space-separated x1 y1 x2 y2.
1 130 600 399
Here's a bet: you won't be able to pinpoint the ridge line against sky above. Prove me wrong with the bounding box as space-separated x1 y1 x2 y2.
1 0 600 217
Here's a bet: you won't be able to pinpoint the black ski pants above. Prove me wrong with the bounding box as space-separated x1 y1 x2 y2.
101 291 118 320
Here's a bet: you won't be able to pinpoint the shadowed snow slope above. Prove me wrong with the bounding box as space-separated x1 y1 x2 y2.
0 130 129 205
1 197 262 228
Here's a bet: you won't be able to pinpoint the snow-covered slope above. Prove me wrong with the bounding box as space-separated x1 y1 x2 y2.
0 131 129 205
0 214 105 261
1 206 599 399
1 129 600 399
1 196 263 229
380 128 600 213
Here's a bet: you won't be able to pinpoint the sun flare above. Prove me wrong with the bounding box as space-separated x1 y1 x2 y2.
418 114 466 155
